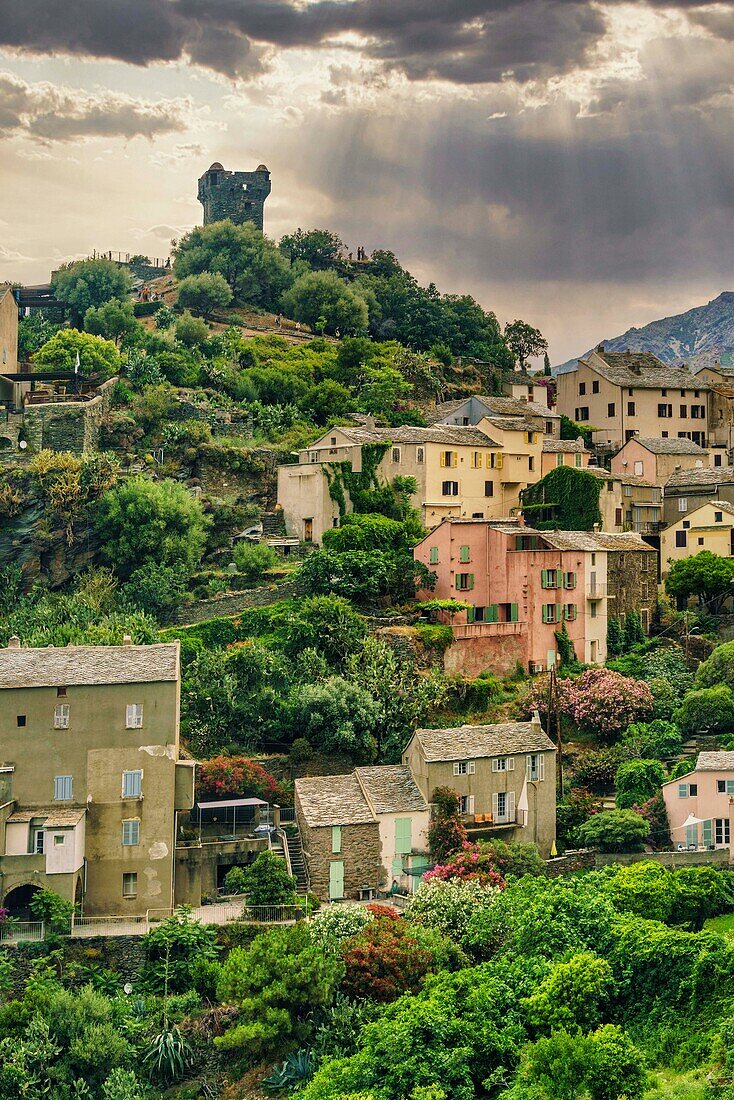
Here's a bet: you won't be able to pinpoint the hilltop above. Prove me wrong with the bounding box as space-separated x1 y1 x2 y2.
557 290 734 372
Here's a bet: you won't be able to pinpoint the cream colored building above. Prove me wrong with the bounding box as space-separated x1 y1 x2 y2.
693 363 734 458
611 436 709 484
427 394 561 438
277 420 544 544
0 637 195 917
663 465 734 526
661 500 734 575
0 284 19 408
556 348 709 448
541 438 592 477
403 718 557 856
586 468 663 535
502 369 551 408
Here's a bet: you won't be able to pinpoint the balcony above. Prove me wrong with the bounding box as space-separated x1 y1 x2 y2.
586 583 608 599
452 621 527 640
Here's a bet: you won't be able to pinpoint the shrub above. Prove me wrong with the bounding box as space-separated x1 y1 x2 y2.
675 685 734 737
140 911 219 994
405 878 500 942
341 916 433 1002
197 756 278 801
424 842 507 888
523 951 614 1034
622 720 682 760
566 669 654 741
614 759 666 809
309 903 375 953
175 309 209 346
577 810 648 853
233 541 277 579
222 866 249 895
427 787 467 863
571 747 624 793
286 676 380 762
176 271 233 318
239 851 297 906
696 640 734 689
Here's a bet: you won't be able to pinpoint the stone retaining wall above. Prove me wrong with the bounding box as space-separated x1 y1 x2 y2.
173 580 296 624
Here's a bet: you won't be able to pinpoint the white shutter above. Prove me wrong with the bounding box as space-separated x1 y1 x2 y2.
507 757 515 771
122 770 142 798
492 793 499 819
492 759 499 773
526 754 532 775
538 755 545 781
508 792 516 822
453 762 460 776
54 704 69 729
126 704 143 729
468 761 476 775
467 795 475 814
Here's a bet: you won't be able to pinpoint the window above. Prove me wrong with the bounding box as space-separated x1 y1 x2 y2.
717 780 734 794
122 820 140 846
391 447 401 463
716 511 723 523
716 819 731 845
678 498 688 512
556 453 564 468
564 572 577 589
689 784 698 796
395 818 412 854
576 407 589 421
528 456 535 472
331 826 341 854
590 601 597 619
54 775 73 801
679 783 698 798
627 401 636 415
442 480 459 496
662 431 669 438
459 545 471 563
541 569 561 589
623 484 632 497
525 432 536 445
564 604 577 621
122 873 138 899
459 795 475 815
33 829 45 854
441 450 457 468
416 447 424 463
662 389 667 397
658 404 673 418
456 573 474 591
484 480 494 497
54 834 65 846
695 389 700 398
492 756 515 772
470 451 483 468
546 421 553 434
676 531 687 548
683 520 690 529
57 687 67 698
16 715 26 728
715 453 723 467
330 437 337 446
542 604 558 623
574 453 582 468
527 754 546 781
615 508 623 525
578 382 586 395
126 704 143 729
493 790 515 824
453 760 476 776
54 704 69 729
122 770 143 798
680 405 688 418
698 537 704 546
487 451 503 469
429 546 439 564
592 380 600 394
607 402 615 417
628 387 634 396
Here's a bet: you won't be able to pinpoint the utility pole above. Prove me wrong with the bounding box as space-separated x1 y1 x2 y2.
547 666 564 800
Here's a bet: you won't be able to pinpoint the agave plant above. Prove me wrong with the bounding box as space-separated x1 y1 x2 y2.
142 1023 193 1084
262 1049 314 1093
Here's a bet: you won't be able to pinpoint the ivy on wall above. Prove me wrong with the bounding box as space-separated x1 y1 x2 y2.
521 466 602 531
324 442 394 518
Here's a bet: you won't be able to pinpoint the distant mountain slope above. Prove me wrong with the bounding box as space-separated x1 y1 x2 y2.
557 291 734 373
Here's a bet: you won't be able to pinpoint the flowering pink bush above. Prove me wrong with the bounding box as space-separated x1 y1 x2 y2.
566 669 653 741
424 841 506 889
0 907 8 924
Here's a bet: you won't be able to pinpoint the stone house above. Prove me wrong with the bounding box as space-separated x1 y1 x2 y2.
663 465 734 526
414 518 657 674
294 766 429 901
427 394 561 439
540 438 592 477
611 437 710 484
277 419 544 544
556 348 710 448
661 500 734 576
0 637 196 917
662 752 734 850
403 718 557 856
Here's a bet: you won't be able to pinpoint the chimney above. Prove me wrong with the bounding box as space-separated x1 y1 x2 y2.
7 636 20 650
122 634 133 647
593 522 601 533
365 414 376 430
531 710 542 729
596 344 605 353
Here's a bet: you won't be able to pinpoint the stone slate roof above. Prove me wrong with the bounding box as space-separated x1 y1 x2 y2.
295 774 375 828
339 424 500 447
581 351 708 390
7 807 86 826
631 437 708 455
540 531 656 553
504 369 542 385
585 467 658 488
696 752 734 771
482 415 540 433
0 642 180 689
426 396 559 425
666 466 734 488
542 439 587 453
355 765 428 815
413 721 555 763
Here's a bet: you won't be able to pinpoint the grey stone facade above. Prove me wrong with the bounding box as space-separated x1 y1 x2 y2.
197 163 271 231
296 801 383 901
608 549 657 631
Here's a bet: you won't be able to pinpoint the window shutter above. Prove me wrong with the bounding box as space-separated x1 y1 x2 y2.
526 754 532 775
678 783 688 799
492 758 499 773
487 604 499 623
728 780 734 796
542 605 548 624
703 819 713 846
492 793 499 818
510 603 519 623
556 569 563 588
468 574 475 590
507 757 515 771
541 569 548 588
460 545 470 563
468 761 476 775
452 452 458 468
440 452 446 468
466 606 475 624
453 762 461 776
123 770 142 798
332 826 342 854
508 791 516 821
467 795 475 814
496 452 504 469
538 755 545 781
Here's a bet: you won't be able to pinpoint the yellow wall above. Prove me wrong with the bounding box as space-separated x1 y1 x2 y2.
661 502 734 574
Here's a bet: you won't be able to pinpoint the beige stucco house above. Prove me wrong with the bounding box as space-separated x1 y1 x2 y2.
277 419 544 544
661 500 734 575
0 283 20 408
295 766 429 901
502 369 551 408
611 437 710 484
403 718 557 856
541 438 591 477
0 637 196 917
556 349 709 448
662 752 734 849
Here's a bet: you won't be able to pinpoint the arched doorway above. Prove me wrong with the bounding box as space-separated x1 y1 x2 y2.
3 883 42 921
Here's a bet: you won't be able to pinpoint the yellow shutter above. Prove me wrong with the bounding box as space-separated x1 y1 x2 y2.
452 452 458 468
496 452 504 469
440 452 446 468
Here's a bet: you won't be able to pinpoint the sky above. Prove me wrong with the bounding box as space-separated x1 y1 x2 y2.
2 1 734 362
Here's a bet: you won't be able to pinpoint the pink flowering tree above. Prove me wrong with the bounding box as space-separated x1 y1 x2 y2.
424 841 506 889
566 669 653 742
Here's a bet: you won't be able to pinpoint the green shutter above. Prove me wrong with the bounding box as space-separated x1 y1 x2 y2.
332 826 342 854
467 606 476 624
542 605 549 624
541 569 549 588
329 861 344 900
556 569 563 589
510 603 519 623
395 817 412 855
429 547 439 565
460 545 470 563
467 574 475 590
487 604 499 623
703 820 713 846
391 857 404 879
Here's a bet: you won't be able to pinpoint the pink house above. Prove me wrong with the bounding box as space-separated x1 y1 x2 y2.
662 752 734 850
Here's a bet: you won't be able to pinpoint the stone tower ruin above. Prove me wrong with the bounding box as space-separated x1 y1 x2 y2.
197 162 271 231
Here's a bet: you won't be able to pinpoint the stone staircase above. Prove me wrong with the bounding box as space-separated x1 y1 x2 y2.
283 827 309 894
262 510 286 537
677 735 722 763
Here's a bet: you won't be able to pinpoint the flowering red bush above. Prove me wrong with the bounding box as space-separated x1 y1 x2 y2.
424 841 507 887
341 917 432 1002
365 903 400 921
196 756 279 802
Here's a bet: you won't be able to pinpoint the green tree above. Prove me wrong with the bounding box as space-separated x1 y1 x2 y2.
84 298 138 345
606 861 677 922
586 1025 647 1100
239 851 297 905
543 351 552 376
140 911 219 994
514 1029 593 1100
623 610 645 650
52 258 132 323
523 952 614 1034
287 676 380 762
174 309 209 347
695 640 734 688
622 720 682 760
675 685 734 737
577 810 648 853
283 595 367 668
282 271 369 336
280 228 346 269
606 618 623 656
120 562 188 622
673 866 734 930
614 759 666 809
504 320 548 368
665 550 734 614
34 328 120 377
94 475 209 580
233 541 277 580
173 220 291 306
216 924 342 1060
176 271 233 319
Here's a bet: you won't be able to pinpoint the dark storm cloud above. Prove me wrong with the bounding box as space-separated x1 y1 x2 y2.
1 0 733 84
0 72 189 141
